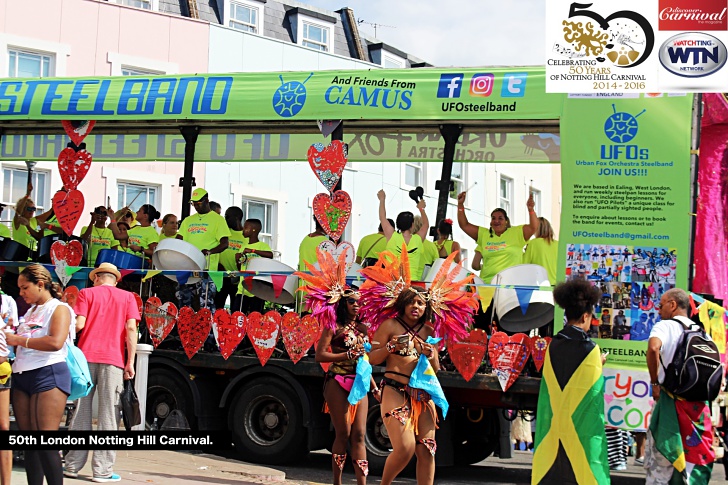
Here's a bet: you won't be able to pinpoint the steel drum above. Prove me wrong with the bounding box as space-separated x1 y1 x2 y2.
152 238 206 284
423 258 483 290
491 264 554 332
0 240 30 263
95 249 145 270
37 234 62 264
246 258 299 305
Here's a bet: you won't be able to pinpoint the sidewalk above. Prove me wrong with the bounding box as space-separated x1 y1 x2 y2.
11 450 287 484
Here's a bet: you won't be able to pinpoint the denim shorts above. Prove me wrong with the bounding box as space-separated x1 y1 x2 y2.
12 362 71 396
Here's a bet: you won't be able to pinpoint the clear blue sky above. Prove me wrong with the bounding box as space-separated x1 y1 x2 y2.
301 0 545 67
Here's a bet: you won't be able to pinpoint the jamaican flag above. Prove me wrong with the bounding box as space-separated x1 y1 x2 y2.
532 325 609 485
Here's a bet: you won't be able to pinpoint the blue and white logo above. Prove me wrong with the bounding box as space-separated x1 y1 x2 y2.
604 105 645 143
272 73 313 118
501 73 527 97
659 32 727 78
437 74 463 98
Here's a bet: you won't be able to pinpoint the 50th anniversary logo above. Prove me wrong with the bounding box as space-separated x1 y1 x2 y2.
546 0 728 93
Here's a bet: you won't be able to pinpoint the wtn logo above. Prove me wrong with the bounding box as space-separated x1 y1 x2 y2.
659 33 727 77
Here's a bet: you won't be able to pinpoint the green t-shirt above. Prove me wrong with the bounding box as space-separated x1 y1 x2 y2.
356 233 387 261
237 240 273 296
524 237 559 285
220 229 248 272
42 214 60 237
386 232 424 280
127 225 159 251
476 225 526 283
0 224 11 239
82 225 119 266
418 239 439 281
298 235 328 271
157 232 178 242
179 211 231 271
12 217 38 249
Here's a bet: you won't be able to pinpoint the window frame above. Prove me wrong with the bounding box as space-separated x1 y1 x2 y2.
382 51 406 68
530 188 542 216
121 66 164 77
229 1 260 33
449 161 466 200
7 48 53 78
2 166 51 221
499 175 513 215
117 181 159 212
293 11 335 53
107 52 177 77
116 0 157 10
402 161 424 190
241 197 276 248
301 21 330 52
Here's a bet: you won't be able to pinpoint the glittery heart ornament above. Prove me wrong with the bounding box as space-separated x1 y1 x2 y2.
488 332 531 392
448 328 488 382
246 311 281 366
61 120 95 146
52 189 84 236
133 293 144 319
177 307 212 359
312 190 352 242
281 311 321 363
529 336 551 372
58 145 93 191
213 309 246 360
307 140 348 192
50 240 84 267
61 286 80 310
144 297 178 348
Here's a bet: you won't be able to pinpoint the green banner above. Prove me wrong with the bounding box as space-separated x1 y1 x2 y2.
0 68 563 121
0 131 560 163
557 94 694 369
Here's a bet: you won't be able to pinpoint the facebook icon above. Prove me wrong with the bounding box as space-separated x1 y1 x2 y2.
501 73 527 97
437 74 463 98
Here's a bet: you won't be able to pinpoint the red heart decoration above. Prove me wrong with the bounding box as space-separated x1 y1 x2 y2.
488 332 531 392
57 146 93 191
133 293 144 320
246 311 281 366
529 336 552 372
62 286 80 309
50 240 84 267
281 311 321 364
61 120 96 146
144 297 178 348
312 190 352 242
213 309 246 360
448 328 488 382
307 140 348 192
52 189 84 236
177 307 211 359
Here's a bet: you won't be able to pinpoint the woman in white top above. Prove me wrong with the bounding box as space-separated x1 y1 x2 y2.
5 264 73 485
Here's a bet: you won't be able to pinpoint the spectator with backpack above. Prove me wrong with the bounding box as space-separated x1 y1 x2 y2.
645 288 721 484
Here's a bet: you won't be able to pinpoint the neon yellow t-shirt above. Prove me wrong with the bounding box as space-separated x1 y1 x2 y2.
127 225 159 251
12 218 38 249
524 238 558 285
0 224 11 239
81 226 119 266
386 232 424 280
418 239 438 281
179 211 231 271
298 235 328 271
157 232 178 242
356 233 387 261
220 230 248 272
237 240 273 296
476 225 526 283
42 214 60 237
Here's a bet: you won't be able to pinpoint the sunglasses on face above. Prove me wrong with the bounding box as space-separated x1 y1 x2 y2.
25 207 36 212
125 213 133 219
346 297 359 305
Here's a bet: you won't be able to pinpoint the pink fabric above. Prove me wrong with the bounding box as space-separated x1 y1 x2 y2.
693 93 728 301
334 374 355 392
75 285 141 368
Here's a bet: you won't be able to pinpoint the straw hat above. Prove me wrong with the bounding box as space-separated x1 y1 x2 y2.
89 262 122 281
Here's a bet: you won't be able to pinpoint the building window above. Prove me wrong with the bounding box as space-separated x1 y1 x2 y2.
118 0 151 9
8 49 52 78
449 162 465 199
302 22 329 51
383 55 404 68
499 175 513 215
229 2 259 33
121 66 163 76
241 198 274 247
2 168 49 221
404 161 423 188
530 188 542 215
117 182 158 212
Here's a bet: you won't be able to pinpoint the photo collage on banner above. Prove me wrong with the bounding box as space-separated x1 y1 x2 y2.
565 244 676 341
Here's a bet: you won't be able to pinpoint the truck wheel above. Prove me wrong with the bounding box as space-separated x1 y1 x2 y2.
230 380 306 464
364 402 391 474
454 437 497 465
146 369 196 429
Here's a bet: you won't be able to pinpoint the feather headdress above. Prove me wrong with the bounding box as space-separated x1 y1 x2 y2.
358 245 478 340
295 248 356 331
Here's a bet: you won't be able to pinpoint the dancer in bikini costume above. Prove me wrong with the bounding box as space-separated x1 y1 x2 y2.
296 249 379 485
359 248 479 485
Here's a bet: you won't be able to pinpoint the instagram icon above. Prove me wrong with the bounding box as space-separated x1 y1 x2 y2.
469 74 494 96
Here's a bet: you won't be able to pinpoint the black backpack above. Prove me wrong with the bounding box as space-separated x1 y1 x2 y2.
661 318 723 402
